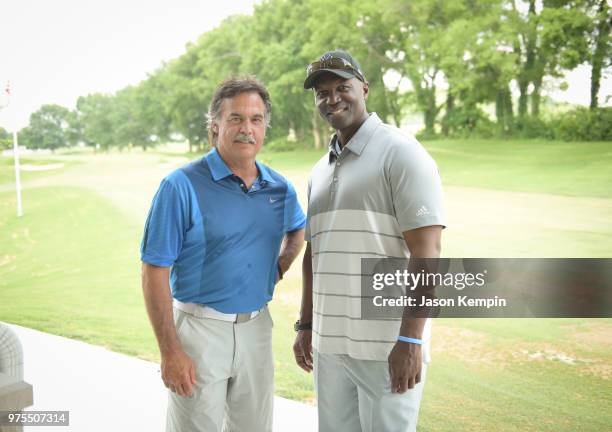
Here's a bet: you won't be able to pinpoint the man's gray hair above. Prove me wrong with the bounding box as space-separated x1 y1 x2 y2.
207 76 272 146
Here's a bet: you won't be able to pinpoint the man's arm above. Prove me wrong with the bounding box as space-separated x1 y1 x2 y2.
388 225 442 393
141 262 196 397
277 228 305 278
293 241 313 372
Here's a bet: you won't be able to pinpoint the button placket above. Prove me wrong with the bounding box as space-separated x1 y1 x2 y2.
330 156 342 195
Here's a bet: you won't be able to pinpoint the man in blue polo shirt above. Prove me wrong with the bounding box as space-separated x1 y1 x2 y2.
141 77 305 432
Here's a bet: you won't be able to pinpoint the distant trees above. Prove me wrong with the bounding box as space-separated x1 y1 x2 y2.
0 127 11 150
16 0 612 150
18 104 77 152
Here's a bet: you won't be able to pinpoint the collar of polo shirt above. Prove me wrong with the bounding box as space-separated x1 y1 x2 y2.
327 113 382 164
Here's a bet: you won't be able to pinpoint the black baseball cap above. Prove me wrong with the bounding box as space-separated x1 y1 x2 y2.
303 49 366 89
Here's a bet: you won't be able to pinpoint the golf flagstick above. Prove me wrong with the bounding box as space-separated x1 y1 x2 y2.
1 81 23 217
14 130 23 218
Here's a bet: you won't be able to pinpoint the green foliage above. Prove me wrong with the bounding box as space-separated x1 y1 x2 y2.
112 86 161 151
22 104 74 151
514 115 551 139
0 127 11 150
441 105 496 138
551 107 612 141
20 0 612 147
74 81 169 151
264 137 311 152
76 93 115 150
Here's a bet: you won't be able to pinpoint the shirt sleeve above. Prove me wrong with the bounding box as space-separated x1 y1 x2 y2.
140 179 189 267
284 180 306 233
388 141 446 232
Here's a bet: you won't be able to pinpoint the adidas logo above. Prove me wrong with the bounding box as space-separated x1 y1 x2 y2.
416 206 429 217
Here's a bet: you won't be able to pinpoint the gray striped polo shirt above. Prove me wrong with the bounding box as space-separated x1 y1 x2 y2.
305 113 445 362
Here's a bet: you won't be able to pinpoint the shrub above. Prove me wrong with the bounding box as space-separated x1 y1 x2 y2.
515 116 552 139
442 105 496 139
552 107 612 141
264 137 305 152
415 130 438 141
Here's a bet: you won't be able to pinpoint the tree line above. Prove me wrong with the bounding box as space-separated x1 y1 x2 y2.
10 0 611 152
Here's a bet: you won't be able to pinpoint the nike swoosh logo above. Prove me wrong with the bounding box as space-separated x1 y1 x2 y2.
269 197 279 203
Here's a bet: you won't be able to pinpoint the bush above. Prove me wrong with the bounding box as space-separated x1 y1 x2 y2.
552 107 612 141
0 127 12 150
442 105 496 138
515 116 552 139
430 105 497 140
264 137 306 152
415 130 438 141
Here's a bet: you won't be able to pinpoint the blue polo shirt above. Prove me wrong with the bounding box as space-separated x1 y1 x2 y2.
140 148 306 313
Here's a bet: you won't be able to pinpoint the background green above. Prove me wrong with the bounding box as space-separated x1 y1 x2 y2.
4 0 611 153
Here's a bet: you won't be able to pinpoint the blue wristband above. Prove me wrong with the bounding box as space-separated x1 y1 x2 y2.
397 336 423 345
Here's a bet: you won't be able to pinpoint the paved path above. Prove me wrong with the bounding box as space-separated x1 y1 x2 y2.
6 324 317 432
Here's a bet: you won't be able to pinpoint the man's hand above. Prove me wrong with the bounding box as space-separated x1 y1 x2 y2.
387 225 440 393
388 341 422 393
161 348 197 397
293 330 313 372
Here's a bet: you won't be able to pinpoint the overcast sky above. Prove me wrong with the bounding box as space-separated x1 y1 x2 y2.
0 0 258 131
0 0 609 132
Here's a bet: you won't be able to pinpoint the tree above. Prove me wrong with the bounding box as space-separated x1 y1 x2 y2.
46 0 608 146
76 93 115 151
135 71 172 147
26 104 73 151
65 110 83 146
301 0 400 142
510 0 591 117
374 0 479 135
0 127 11 150
162 14 252 152
244 0 315 145
587 0 611 109
112 87 141 150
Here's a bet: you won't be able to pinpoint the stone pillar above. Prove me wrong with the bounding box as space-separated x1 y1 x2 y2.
0 324 33 432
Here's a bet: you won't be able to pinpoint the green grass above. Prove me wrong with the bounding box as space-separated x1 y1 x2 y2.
1 139 611 430
269 289 317 403
255 139 612 198
0 184 311 400
421 318 612 431
423 351 612 431
422 139 612 198
258 148 326 172
0 187 156 358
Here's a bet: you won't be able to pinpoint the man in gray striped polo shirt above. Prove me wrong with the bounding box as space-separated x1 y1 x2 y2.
293 50 445 432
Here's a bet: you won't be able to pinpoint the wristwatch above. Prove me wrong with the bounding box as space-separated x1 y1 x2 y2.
294 320 312 332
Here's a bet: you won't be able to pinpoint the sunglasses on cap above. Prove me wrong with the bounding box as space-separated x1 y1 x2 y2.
306 57 365 82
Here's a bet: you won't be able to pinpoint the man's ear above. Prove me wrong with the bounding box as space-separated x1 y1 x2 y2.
363 82 369 100
211 122 219 133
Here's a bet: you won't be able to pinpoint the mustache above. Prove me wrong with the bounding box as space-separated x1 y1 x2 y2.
234 133 256 144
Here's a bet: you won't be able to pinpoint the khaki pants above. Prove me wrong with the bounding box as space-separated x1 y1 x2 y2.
314 351 428 432
166 307 274 432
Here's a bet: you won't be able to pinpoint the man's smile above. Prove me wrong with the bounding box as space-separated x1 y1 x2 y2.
326 107 348 117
